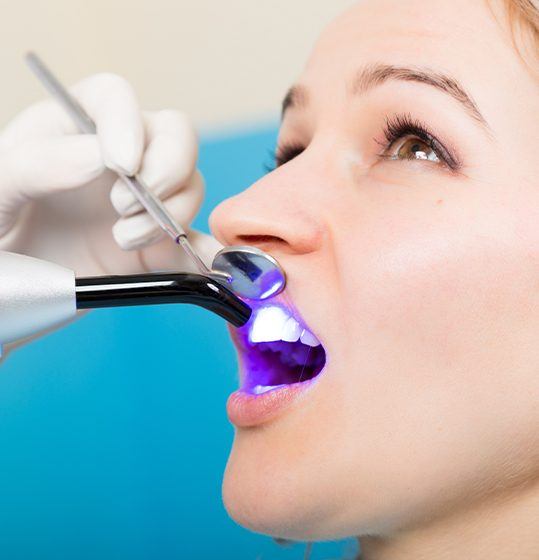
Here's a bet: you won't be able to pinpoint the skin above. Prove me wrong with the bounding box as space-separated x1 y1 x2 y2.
209 0 539 558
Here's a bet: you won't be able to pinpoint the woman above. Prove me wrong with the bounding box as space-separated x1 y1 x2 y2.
1 0 538 557
211 1 539 557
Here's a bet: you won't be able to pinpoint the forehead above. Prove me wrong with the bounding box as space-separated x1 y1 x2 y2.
291 0 536 132
301 0 514 89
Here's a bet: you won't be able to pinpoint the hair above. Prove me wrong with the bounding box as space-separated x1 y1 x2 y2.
493 0 539 73
504 0 539 32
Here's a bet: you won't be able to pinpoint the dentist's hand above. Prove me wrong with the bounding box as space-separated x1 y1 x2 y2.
0 72 221 277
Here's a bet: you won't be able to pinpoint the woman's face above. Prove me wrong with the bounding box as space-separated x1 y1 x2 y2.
209 0 539 541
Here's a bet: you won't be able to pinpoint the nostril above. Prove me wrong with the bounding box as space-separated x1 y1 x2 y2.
236 235 285 245
234 235 291 257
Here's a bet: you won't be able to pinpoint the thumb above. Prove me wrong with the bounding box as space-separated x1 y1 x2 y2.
0 135 104 234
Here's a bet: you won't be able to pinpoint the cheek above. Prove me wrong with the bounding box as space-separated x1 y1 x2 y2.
331 195 539 519
346 198 539 382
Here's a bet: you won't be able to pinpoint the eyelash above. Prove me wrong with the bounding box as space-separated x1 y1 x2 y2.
264 144 305 172
266 113 460 172
379 113 460 171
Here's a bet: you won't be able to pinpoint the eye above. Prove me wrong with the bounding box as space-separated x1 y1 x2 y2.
388 135 440 162
265 143 305 172
378 113 460 171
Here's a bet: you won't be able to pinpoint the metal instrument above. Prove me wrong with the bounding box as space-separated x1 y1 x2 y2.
25 52 286 301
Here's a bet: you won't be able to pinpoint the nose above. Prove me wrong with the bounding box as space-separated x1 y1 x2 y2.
209 166 324 257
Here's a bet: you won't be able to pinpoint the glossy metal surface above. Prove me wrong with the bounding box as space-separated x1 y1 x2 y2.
212 246 286 300
0 251 76 343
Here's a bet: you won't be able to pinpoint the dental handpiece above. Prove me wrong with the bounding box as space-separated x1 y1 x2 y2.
0 252 252 354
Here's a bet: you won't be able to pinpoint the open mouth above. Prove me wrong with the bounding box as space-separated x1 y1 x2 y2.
233 304 327 395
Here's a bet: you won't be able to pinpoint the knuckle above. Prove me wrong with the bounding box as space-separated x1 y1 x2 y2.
86 72 131 95
157 109 196 136
112 222 131 249
110 189 136 216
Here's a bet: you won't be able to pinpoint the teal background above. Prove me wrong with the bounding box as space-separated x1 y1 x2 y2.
0 125 357 560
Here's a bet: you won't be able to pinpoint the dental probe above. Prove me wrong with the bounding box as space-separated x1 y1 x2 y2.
25 52 287 301
0 251 252 355
25 52 223 283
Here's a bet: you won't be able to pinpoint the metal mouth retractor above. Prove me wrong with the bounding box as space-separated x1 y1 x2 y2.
26 51 287 302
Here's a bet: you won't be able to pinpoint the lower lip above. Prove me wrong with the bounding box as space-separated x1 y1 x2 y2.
226 377 321 428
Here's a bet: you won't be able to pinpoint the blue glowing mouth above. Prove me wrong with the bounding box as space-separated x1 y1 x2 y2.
233 304 327 394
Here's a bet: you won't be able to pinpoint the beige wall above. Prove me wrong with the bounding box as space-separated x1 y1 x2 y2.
0 0 355 132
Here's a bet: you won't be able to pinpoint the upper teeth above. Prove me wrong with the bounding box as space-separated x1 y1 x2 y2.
300 329 319 346
282 316 301 342
248 305 320 346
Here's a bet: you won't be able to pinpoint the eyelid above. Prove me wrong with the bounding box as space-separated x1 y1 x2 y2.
270 142 305 170
376 113 461 171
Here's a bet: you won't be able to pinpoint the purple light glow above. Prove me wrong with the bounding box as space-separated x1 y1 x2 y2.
257 267 285 300
235 302 326 393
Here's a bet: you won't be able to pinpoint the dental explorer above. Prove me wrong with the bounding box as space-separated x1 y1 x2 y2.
25 52 287 302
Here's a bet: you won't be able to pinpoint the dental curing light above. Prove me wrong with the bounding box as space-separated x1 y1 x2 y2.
25 51 287 301
0 251 252 355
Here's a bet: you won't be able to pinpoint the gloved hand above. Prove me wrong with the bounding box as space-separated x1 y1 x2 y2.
0 73 222 355
0 72 221 277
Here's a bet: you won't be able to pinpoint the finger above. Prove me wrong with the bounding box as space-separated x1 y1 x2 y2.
0 135 104 231
138 229 224 272
1 73 144 176
73 74 144 176
0 98 78 149
109 110 198 217
112 173 204 250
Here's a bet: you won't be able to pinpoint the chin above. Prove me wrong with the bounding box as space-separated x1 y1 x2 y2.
221 423 366 543
220 296 339 540
222 441 322 541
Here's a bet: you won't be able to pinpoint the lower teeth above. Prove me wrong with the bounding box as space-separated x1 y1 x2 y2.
251 384 287 395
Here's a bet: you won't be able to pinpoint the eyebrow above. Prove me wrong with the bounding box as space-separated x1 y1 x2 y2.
282 63 490 130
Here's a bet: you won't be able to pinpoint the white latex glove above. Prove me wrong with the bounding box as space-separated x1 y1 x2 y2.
0 73 222 356
0 72 221 278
